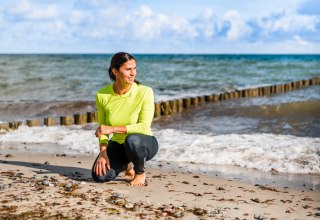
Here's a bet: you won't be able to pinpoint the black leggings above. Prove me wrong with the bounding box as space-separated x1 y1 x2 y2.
91 134 159 182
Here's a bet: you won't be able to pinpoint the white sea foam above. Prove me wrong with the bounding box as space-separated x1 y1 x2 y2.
155 129 320 174
0 125 98 155
1 126 319 174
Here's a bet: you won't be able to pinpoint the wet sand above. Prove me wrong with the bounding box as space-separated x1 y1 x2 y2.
0 152 319 219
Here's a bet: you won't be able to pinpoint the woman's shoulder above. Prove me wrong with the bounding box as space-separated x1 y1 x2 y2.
135 83 153 93
96 84 113 95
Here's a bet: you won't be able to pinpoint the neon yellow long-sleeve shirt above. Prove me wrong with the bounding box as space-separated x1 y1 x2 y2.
96 82 154 144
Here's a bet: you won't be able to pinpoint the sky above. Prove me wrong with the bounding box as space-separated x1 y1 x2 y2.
0 0 319 54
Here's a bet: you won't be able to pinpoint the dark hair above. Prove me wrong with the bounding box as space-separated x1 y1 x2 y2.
108 52 140 84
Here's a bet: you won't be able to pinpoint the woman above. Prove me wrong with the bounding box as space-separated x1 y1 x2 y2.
92 52 159 186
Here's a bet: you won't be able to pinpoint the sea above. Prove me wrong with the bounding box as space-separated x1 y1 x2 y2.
0 54 320 189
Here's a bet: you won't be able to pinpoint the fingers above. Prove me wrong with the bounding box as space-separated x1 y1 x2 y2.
94 163 100 176
95 126 101 138
102 162 106 175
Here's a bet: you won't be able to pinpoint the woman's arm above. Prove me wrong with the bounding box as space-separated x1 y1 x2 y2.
95 125 127 137
126 88 154 134
96 93 110 144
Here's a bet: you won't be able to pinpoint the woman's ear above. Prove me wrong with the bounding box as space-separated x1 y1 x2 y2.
112 68 117 78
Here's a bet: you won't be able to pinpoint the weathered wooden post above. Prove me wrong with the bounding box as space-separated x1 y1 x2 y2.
27 119 41 127
0 123 9 131
154 103 161 118
183 98 191 109
60 116 73 126
9 121 22 130
87 112 98 123
160 101 171 115
74 114 87 125
198 96 206 104
44 117 56 126
169 100 177 114
191 97 199 106
177 99 183 113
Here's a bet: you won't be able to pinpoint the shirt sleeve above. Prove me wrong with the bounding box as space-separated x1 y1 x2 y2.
126 87 154 134
96 93 109 145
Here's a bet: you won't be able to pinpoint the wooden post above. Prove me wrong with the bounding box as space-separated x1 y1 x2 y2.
183 98 191 109
74 114 87 125
44 117 56 126
0 123 9 131
258 87 263 96
191 97 199 106
253 88 259 97
198 96 206 104
303 79 309 86
213 94 220 102
169 100 177 114
241 89 249 98
60 116 73 126
154 103 161 118
177 99 183 113
262 86 270 96
284 83 292 92
87 112 98 123
277 84 283 94
205 95 214 102
160 101 171 115
9 121 22 130
309 78 315 85
27 119 41 127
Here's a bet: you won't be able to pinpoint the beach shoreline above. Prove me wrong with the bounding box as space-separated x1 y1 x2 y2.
0 152 319 219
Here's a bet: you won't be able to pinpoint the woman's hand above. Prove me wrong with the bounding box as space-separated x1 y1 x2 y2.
95 125 114 138
94 151 110 176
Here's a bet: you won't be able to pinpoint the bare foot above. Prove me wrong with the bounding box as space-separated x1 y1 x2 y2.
124 168 135 180
130 173 146 186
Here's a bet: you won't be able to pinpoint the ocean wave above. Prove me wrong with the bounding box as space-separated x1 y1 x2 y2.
0 125 319 175
154 129 320 174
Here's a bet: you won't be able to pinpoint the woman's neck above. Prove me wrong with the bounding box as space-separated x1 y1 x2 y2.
113 82 133 95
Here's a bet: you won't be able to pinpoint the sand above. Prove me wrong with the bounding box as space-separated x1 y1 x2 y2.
0 152 319 220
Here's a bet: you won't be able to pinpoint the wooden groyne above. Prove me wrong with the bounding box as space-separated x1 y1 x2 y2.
0 77 319 131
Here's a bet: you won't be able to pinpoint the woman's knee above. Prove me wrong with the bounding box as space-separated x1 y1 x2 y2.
125 134 144 151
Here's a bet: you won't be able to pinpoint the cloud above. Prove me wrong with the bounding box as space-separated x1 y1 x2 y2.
247 10 319 43
293 35 310 46
224 10 251 41
0 0 319 53
8 0 59 20
298 0 320 15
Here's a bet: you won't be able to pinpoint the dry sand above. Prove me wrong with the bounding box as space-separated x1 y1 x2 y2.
0 152 319 220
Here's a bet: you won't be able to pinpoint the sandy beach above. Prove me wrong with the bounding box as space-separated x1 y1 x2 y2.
0 152 319 220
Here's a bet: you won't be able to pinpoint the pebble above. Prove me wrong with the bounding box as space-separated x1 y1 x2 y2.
50 176 59 182
254 214 267 220
42 180 50 186
0 183 9 190
113 198 126 206
174 211 184 218
112 193 124 199
251 198 261 203
64 183 72 189
125 203 134 209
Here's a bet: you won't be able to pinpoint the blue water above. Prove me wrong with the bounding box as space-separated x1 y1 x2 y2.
1 54 320 182
1 54 319 104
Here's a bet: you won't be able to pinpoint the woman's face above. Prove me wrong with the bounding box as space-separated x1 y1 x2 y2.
113 59 136 86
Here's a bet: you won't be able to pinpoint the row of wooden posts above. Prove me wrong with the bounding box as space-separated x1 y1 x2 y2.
0 77 319 131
